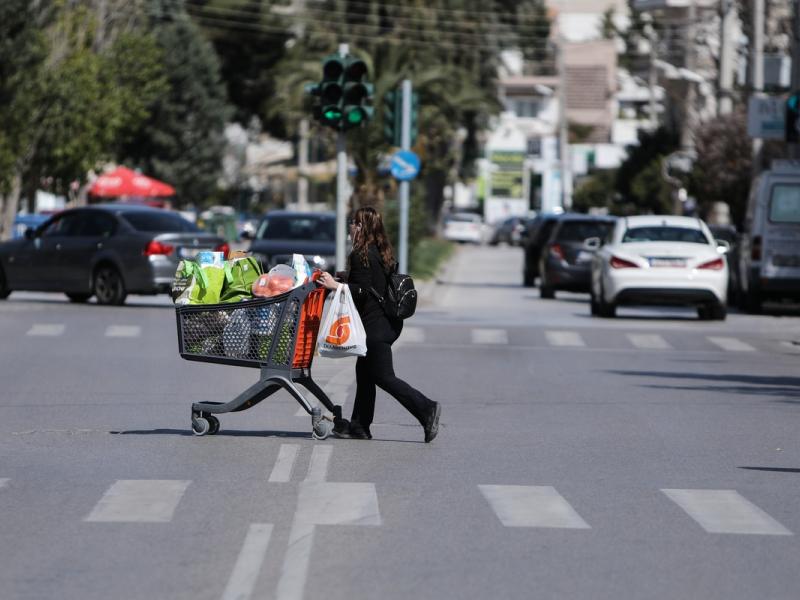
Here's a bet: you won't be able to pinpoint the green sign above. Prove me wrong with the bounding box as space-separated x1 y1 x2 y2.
489 151 525 199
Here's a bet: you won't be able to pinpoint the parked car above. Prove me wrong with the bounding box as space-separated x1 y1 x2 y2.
736 160 800 312
0 204 227 305
442 212 484 244
589 215 729 320
538 215 617 298
488 216 527 246
248 210 337 273
522 213 563 287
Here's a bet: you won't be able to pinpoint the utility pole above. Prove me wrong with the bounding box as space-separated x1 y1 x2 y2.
680 0 697 155
647 21 659 129
791 0 800 158
751 0 765 174
398 79 412 274
335 43 349 272
556 33 572 210
718 0 737 115
297 118 309 211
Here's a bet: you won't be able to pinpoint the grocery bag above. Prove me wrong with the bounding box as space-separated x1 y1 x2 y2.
316 284 367 358
172 260 226 305
220 256 262 303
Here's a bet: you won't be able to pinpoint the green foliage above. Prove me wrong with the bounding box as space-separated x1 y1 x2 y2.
629 157 672 214
615 127 679 206
409 237 455 280
572 170 617 213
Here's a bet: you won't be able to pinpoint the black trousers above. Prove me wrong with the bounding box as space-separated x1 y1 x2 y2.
350 316 433 431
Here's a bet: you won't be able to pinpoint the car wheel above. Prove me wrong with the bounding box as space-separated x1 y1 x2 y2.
597 282 616 318
66 293 91 303
590 292 600 316
710 303 727 321
697 305 712 320
93 265 127 305
0 266 10 300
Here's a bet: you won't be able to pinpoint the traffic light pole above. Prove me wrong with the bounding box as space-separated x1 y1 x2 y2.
398 79 412 274
335 43 349 272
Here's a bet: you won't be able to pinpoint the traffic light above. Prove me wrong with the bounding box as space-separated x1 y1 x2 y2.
382 89 419 147
318 54 345 129
306 53 372 131
341 56 373 130
787 91 800 143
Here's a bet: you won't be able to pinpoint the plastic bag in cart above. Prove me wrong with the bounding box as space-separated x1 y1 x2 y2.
316 284 367 358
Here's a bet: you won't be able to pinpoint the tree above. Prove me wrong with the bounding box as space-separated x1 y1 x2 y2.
572 170 617 213
123 0 233 207
615 127 679 208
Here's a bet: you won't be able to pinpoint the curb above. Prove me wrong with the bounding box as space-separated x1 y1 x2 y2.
416 245 461 307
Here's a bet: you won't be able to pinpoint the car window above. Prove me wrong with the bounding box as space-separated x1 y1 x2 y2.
535 220 557 244
555 221 614 242
769 184 800 224
446 214 481 223
256 216 335 241
622 226 709 244
120 211 200 232
41 213 82 237
76 212 116 237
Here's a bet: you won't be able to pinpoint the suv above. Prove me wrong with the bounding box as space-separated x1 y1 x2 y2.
538 215 617 298
522 213 563 287
248 211 337 273
737 160 800 312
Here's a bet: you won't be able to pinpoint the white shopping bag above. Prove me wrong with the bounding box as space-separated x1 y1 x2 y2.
317 284 367 358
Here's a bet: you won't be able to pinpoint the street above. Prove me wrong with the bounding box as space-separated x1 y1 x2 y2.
2 243 800 600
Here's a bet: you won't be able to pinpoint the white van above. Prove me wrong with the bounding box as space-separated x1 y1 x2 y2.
737 160 800 312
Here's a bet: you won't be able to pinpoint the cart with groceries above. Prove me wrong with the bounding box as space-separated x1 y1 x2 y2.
172 251 342 440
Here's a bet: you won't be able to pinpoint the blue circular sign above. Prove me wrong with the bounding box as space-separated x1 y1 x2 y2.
390 150 421 181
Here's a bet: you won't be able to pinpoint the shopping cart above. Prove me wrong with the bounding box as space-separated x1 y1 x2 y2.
175 274 340 439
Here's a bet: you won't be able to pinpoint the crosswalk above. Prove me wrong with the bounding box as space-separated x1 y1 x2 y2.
16 321 792 354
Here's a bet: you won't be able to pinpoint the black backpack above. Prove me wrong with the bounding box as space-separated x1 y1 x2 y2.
371 264 417 320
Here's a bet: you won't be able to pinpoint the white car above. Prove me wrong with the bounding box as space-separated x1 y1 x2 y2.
443 213 484 244
589 215 729 320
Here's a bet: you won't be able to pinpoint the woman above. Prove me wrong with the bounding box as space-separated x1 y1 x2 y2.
317 206 441 443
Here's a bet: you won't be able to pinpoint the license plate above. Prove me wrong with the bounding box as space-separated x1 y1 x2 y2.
180 247 202 258
649 257 686 268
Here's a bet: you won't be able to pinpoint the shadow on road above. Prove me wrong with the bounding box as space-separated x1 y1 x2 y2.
110 428 311 438
738 466 800 474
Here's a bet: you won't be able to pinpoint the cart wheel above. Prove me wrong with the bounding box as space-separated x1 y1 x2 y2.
207 415 220 435
192 417 211 436
312 419 332 440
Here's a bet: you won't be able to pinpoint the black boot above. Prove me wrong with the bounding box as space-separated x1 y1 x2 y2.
423 401 441 443
333 420 372 440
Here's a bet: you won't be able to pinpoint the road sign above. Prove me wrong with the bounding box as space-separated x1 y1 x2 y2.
390 150 420 181
747 96 785 139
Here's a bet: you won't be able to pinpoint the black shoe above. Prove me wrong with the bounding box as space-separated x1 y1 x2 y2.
332 416 350 437
423 402 441 443
333 421 372 440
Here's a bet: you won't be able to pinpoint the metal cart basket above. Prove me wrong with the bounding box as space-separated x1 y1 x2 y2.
175 277 340 439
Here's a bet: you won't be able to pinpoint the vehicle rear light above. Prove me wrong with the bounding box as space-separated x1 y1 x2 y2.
215 242 230 259
549 244 565 261
143 240 174 256
697 257 724 270
610 255 638 269
751 235 761 261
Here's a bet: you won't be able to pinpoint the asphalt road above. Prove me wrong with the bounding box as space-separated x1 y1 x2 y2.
1 243 799 600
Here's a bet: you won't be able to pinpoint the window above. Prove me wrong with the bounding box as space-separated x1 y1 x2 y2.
769 184 800 224
42 213 82 237
121 211 200 232
76 212 116 237
622 226 709 245
556 221 614 242
256 216 335 241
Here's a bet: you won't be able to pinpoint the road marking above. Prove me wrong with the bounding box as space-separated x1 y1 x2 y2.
268 445 300 482
545 331 586 347
276 482 381 600
401 326 425 343
0 478 8 489
295 368 355 417
26 324 65 336
627 333 672 350
305 445 333 482
105 325 141 337
707 336 756 352
479 485 591 529
471 328 508 345
662 489 792 535
220 523 274 600
85 480 191 523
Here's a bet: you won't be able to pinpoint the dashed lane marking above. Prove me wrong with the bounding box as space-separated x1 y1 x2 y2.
26 324 65 336
268 445 300 483
220 523 274 600
104 325 141 337
400 326 425 343
706 336 757 352
662 489 792 535
305 445 333 483
479 485 591 529
545 330 586 348
0 478 8 489
627 333 672 350
85 480 191 523
471 328 508 345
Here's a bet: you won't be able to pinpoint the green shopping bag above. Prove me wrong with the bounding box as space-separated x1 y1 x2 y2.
172 260 226 305
220 256 263 303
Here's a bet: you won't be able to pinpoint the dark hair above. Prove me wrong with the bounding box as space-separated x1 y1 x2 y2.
350 206 395 271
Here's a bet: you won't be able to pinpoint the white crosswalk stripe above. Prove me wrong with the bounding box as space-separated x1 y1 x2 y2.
221 523 274 600
104 325 141 338
400 326 425 343
627 333 672 350
662 489 792 535
707 336 756 352
26 324 65 336
545 330 586 347
305 445 333 482
479 485 591 529
471 328 508 345
268 445 300 482
0 478 8 489
85 480 191 523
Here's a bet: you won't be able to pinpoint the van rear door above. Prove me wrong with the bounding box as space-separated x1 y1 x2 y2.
762 180 800 280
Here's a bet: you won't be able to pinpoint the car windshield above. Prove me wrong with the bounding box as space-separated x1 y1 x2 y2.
256 215 335 241
121 211 200 233
556 221 614 242
770 184 800 224
622 226 708 244
447 214 481 223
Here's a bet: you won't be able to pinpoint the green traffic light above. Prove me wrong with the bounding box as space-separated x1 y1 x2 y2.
323 108 342 122
347 110 364 124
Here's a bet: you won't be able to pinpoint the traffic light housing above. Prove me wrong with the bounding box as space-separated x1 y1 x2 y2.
307 53 372 131
382 89 419 147
787 91 800 143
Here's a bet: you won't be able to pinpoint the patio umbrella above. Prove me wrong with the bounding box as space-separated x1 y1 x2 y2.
89 166 175 198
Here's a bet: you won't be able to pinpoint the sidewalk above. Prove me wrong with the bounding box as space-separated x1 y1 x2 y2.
415 245 461 308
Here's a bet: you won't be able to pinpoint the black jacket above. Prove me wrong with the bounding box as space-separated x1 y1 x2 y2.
346 245 390 328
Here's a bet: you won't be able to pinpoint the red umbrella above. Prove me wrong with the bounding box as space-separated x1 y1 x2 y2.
89 166 175 198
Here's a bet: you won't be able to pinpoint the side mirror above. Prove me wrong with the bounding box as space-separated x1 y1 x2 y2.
584 237 601 250
715 239 731 254
24 227 36 240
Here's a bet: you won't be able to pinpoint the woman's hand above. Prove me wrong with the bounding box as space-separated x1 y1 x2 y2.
317 271 341 291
